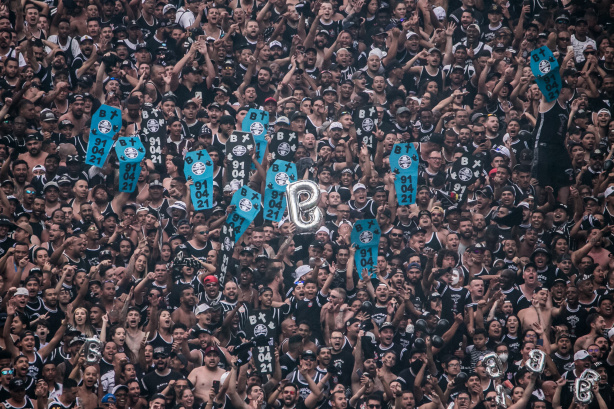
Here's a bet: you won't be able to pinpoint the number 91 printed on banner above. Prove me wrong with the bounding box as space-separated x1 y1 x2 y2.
115 136 145 193
264 160 297 222
227 185 261 242
86 104 122 166
389 143 419 205
350 219 381 279
184 149 214 210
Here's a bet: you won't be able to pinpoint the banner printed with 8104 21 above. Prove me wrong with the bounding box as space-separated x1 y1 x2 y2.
184 149 215 210
226 131 255 187
86 104 122 167
264 160 297 222
226 185 261 243
351 219 382 279
115 136 146 192
389 143 419 205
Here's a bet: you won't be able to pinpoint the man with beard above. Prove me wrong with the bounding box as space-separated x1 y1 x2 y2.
77 201 96 229
59 95 86 137
8 160 29 200
273 382 320 409
220 280 239 312
145 22 176 54
141 347 183 399
125 379 146 409
497 239 519 273
71 35 95 78
0 29 26 66
0 58 19 91
29 196 49 244
35 51 71 93
458 217 475 254
187 346 226 402
30 288 65 335
252 68 276 106
171 286 197 327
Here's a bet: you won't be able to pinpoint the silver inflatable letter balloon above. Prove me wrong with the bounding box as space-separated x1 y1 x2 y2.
525 349 546 373
495 384 507 408
574 378 593 404
286 180 323 233
84 338 102 364
579 369 600 385
482 353 504 379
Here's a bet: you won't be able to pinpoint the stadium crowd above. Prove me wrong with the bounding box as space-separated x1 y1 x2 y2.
0 0 612 407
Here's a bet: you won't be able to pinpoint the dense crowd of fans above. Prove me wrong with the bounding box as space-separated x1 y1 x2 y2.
0 0 613 407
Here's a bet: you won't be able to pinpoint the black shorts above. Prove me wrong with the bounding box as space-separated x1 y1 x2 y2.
531 145 574 189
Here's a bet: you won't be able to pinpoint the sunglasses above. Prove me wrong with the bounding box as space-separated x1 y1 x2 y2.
25 190 35 194
1 370 13 375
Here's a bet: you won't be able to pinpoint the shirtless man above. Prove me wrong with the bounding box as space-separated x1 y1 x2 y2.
77 365 99 409
518 286 552 333
126 379 147 409
188 346 227 401
18 135 47 182
171 286 197 327
574 313 607 353
59 95 88 137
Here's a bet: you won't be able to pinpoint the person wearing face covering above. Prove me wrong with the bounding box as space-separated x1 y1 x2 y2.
428 267 470 323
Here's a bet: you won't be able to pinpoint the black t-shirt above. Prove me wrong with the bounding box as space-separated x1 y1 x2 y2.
554 304 590 341
280 353 298 378
141 369 184 399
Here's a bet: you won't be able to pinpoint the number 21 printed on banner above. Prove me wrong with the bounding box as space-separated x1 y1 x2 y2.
184 150 214 210
389 143 419 205
86 104 122 166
